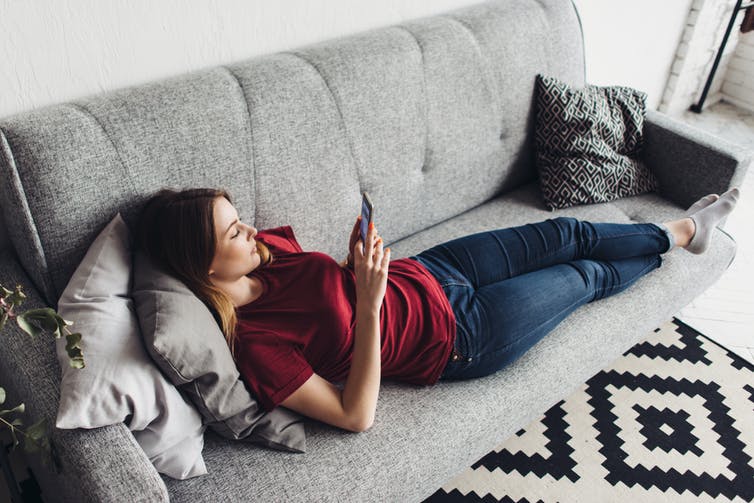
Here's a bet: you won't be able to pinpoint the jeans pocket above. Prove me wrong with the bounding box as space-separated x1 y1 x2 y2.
438 276 469 288
441 321 475 380
450 320 473 363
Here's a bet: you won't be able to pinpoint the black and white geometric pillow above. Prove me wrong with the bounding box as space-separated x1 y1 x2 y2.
534 74 658 210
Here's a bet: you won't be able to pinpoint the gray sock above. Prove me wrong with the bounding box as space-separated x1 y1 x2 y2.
686 188 740 254
683 194 719 218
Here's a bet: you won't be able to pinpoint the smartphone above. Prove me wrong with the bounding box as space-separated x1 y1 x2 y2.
360 192 374 253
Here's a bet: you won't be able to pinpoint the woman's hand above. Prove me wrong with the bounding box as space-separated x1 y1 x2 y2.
341 216 362 269
353 221 390 315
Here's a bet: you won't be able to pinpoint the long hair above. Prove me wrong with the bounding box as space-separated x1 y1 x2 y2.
133 188 272 358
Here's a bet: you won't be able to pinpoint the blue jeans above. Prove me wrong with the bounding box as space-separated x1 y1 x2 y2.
409 217 674 380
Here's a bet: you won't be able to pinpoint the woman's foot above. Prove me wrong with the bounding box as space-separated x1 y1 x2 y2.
686 187 740 254
662 189 739 253
684 193 719 218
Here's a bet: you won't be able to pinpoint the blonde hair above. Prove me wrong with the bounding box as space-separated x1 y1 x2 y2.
134 188 272 358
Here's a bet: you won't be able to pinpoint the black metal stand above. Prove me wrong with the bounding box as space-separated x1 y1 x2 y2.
690 0 754 113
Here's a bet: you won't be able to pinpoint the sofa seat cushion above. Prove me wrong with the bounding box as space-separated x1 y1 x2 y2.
162 183 736 501
387 182 634 259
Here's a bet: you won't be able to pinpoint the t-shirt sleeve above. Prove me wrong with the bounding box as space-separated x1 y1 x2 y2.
255 225 303 255
235 333 314 412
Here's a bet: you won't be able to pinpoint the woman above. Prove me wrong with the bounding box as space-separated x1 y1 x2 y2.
135 187 739 433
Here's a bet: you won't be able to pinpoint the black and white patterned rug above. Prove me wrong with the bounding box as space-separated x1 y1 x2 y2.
424 318 754 502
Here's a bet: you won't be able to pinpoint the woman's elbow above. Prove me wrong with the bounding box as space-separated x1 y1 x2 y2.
349 415 374 433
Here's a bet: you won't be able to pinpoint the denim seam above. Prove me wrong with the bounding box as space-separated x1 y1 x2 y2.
440 280 470 287
583 231 664 242
490 232 513 277
453 320 473 360
581 230 667 254
522 229 665 269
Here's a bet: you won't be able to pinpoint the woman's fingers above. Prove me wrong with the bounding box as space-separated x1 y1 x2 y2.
373 238 383 263
355 221 390 269
382 247 391 268
346 216 362 266
365 222 376 260
354 239 365 263
375 241 389 267
351 216 361 240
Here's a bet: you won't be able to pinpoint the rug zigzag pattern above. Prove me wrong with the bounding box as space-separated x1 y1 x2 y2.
424 319 754 502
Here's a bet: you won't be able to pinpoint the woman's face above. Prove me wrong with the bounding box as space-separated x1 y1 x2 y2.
208 197 261 281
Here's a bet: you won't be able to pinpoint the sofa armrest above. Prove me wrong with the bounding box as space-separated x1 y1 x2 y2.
0 248 168 502
642 109 751 209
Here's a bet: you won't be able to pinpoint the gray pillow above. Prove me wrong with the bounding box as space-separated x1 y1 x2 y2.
534 74 658 210
131 250 307 453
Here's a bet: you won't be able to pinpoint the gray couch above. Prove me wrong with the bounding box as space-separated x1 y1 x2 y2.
0 0 749 501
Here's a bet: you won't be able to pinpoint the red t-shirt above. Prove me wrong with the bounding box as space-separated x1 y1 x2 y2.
233 225 456 412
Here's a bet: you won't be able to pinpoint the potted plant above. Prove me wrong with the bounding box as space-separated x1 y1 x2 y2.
0 283 84 500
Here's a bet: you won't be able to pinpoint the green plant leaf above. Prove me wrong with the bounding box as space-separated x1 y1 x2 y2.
0 285 12 297
23 418 49 456
15 312 43 338
0 386 5 405
0 310 8 331
0 402 25 417
7 285 26 307
65 332 85 368
16 307 70 338
10 418 23 427
52 313 70 338
26 418 47 441
29 308 59 331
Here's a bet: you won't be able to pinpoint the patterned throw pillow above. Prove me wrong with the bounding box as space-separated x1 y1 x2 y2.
533 74 658 210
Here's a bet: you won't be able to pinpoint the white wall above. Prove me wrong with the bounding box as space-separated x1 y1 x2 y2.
0 0 484 253
573 0 692 110
0 0 691 253
0 0 487 118
660 0 745 115
722 31 754 112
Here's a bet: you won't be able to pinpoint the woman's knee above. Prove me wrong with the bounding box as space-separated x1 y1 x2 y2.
546 216 583 238
568 255 661 300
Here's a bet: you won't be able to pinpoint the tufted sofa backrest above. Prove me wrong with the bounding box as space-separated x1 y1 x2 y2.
0 0 584 306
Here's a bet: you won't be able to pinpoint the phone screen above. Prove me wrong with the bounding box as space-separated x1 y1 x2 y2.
360 192 373 252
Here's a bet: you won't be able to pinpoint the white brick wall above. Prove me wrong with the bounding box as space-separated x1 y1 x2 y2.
722 31 754 112
660 0 745 116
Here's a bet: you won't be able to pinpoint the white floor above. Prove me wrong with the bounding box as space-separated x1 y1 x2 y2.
673 101 754 365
